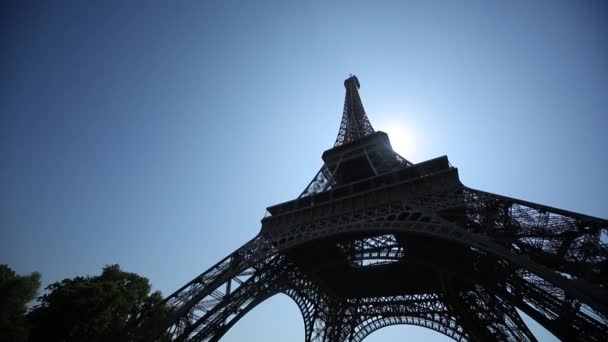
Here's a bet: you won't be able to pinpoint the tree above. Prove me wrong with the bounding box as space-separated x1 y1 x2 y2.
27 264 164 342
0 265 41 342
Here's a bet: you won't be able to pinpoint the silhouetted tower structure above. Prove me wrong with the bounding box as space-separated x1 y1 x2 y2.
130 76 608 341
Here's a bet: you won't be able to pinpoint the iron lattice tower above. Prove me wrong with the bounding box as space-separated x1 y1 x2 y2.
129 76 608 341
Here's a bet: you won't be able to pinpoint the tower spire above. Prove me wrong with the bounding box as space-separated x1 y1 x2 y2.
334 75 375 146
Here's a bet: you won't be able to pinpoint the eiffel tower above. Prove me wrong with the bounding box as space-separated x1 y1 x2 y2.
129 76 608 341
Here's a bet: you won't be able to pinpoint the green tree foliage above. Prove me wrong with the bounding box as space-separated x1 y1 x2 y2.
0 265 41 342
27 264 164 342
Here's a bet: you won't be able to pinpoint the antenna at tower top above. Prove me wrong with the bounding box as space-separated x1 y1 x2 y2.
344 74 360 89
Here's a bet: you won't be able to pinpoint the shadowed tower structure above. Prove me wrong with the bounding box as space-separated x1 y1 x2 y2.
129 76 608 341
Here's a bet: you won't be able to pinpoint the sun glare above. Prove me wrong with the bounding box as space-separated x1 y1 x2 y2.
374 117 419 161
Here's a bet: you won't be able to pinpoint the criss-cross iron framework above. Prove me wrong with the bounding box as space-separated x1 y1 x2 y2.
128 75 608 341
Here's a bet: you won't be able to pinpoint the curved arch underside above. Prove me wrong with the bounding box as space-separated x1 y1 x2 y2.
169 259 473 342
129 186 608 342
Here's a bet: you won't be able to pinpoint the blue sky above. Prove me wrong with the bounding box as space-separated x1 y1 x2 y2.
2 1 607 341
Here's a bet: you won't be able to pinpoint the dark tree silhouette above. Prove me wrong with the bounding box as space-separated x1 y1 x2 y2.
27 264 164 342
0 265 41 342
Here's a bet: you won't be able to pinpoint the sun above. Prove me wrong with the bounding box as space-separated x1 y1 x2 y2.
374 117 418 161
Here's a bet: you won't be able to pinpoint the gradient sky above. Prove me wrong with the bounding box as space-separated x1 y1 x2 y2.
2 1 607 341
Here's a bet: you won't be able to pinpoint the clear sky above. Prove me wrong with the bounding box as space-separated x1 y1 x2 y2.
2 1 607 341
